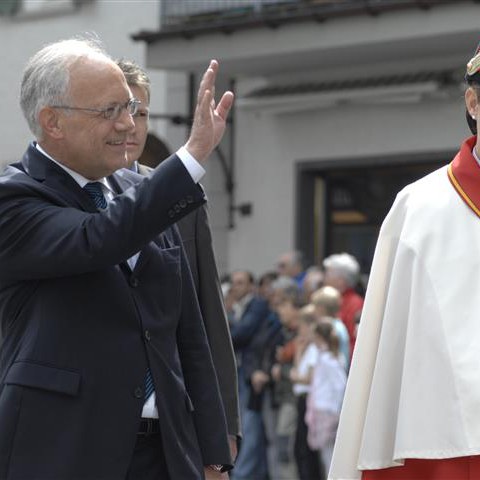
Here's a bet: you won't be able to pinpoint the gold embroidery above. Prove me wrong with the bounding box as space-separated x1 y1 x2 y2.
467 53 480 77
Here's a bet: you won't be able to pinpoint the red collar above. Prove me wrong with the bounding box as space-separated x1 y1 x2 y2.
447 136 480 217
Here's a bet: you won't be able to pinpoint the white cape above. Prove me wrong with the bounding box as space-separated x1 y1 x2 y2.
329 165 480 479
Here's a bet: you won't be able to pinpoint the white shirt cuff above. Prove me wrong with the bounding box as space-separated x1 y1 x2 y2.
176 146 205 184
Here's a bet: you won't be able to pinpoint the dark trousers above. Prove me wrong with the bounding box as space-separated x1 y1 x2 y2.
294 394 325 480
126 433 170 480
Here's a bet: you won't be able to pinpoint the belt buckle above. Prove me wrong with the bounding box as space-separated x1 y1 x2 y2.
145 419 153 435
138 418 158 436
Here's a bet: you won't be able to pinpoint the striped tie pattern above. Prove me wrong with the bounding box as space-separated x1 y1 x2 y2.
83 182 107 210
144 369 155 399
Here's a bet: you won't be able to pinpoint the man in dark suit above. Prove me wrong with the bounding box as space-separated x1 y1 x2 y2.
0 37 233 480
116 60 240 463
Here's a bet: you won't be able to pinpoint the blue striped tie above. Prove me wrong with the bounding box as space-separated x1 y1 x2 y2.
144 369 155 399
83 182 107 210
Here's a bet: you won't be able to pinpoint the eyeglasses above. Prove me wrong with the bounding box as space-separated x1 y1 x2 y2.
51 98 141 121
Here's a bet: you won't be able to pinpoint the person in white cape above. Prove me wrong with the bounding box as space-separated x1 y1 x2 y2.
329 41 480 480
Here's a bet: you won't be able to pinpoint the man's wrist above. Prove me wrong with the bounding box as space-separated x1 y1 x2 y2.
176 146 205 183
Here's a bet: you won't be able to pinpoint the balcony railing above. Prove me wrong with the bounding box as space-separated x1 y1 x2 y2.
160 0 346 28
158 0 459 31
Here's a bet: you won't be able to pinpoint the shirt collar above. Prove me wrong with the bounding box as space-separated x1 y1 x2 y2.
35 142 114 194
233 292 254 320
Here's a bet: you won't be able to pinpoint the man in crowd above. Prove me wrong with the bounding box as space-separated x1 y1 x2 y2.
228 270 271 480
0 37 233 479
276 250 307 290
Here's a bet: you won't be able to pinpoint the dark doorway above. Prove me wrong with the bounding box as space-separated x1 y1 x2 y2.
296 152 454 273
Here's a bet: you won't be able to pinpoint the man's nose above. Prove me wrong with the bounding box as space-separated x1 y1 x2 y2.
115 108 135 132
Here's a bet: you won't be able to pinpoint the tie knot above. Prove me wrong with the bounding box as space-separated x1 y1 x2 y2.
83 182 107 210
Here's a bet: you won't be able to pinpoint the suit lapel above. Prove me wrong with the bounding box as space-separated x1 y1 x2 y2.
21 143 97 213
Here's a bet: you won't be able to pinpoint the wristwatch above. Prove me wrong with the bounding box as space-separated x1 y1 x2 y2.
208 464 226 473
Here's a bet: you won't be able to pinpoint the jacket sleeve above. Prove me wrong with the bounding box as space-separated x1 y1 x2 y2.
0 156 205 283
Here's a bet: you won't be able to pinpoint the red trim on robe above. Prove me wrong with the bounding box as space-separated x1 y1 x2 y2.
448 136 480 218
362 456 480 480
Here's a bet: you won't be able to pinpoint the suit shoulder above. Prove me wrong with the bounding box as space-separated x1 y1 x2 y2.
0 164 40 194
249 297 269 313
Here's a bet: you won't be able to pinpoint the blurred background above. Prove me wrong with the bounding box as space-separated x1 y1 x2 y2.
1 0 478 278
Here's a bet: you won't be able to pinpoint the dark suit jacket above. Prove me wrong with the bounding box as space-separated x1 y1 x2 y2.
242 311 284 411
138 163 240 440
0 144 231 480
230 297 270 352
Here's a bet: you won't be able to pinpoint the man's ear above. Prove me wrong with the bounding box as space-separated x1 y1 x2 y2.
38 107 64 140
465 86 479 118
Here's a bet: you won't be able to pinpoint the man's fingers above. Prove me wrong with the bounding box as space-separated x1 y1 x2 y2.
191 88 213 138
215 91 234 121
197 60 218 104
197 69 213 104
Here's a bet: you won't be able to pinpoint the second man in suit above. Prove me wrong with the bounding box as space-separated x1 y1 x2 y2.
116 59 241 465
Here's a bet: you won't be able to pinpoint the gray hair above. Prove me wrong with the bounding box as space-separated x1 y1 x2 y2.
323 253 360 288
116 59 151 102
20 35 110 139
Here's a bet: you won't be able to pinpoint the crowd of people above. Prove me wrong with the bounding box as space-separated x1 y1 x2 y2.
223 251 365 480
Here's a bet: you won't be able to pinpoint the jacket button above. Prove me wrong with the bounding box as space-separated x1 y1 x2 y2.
134 387 143 399
174 204 181 213
186 195 194 204
168 209 175 218
129 276 139 288
145 330 151 341
179 199 187 208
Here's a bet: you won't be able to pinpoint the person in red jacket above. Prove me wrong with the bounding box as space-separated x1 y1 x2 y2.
322 253 363 357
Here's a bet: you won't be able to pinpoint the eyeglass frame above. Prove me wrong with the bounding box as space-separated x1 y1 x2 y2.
50 98 141 121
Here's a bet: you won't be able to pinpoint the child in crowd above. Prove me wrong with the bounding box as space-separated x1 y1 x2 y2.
305 319 347 474
311 285 351 371
288 308 324 480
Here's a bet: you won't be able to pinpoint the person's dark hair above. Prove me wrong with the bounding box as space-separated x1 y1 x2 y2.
280 285 305 309
232 270 255 285
258 271 278 287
